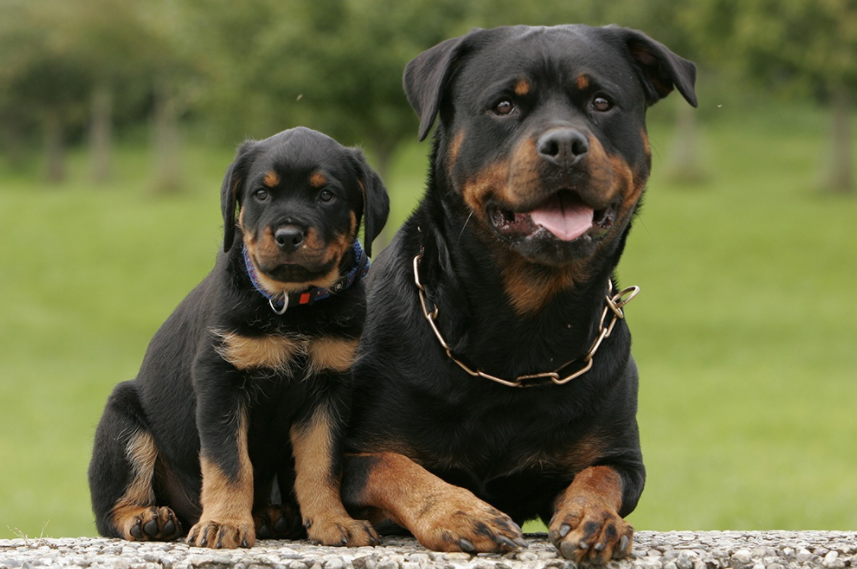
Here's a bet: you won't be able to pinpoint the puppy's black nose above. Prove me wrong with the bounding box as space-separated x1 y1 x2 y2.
274 226 305 252
537 129 589 167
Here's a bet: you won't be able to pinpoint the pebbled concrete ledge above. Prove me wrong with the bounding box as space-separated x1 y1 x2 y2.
1 532 855 569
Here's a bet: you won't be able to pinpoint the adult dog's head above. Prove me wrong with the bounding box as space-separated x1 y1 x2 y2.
221 127 389 296
405 24 696 309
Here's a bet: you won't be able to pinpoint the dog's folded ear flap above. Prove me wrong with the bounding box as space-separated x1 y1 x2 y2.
221 140 259 252
349 149 389 258
607 27 698 108
404 31 481 141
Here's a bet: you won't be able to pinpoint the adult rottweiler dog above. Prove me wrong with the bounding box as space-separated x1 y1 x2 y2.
341 25 697 563
88 127 388 549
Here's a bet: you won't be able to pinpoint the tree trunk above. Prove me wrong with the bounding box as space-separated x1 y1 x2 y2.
828 86 853 194
90 83 113 184
151 76 182 193
666 99 706 184
368 140 396 253
44 110 66 183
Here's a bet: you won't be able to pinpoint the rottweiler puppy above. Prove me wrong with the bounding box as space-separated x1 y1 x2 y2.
89 127 388 549
341 25 697 563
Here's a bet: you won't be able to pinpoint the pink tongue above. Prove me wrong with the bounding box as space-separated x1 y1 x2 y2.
529 194 594 241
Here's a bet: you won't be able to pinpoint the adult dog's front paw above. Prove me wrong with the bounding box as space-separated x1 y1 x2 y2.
410 487 527 554
548 495 633 563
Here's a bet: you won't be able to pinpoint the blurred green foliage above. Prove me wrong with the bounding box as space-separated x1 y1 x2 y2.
1 0 855 189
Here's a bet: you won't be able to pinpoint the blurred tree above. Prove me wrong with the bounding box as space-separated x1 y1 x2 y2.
187 0 473 180
65 0 162 184
684 0 857 193
0 0 92 182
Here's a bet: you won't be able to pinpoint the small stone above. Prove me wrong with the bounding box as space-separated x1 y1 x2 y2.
796 548 813 563
676 552 695 569
823 551 845 569
732 549 752 564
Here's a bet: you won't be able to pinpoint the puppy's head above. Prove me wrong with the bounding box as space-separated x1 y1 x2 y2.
221 127 389 295
405 25 696 272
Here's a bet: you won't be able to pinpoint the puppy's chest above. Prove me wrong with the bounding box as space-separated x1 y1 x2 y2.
212 328 358 378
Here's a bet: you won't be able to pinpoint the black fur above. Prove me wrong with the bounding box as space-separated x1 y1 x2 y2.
342 24 696 562
89 127 388 547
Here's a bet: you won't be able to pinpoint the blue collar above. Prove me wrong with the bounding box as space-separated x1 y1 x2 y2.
243 240 370 315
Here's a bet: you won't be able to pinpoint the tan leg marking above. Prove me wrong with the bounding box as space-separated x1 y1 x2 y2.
348 452 524 553
291 410 378 546
549 465 633 563
110 431 181 541
187 411 255 549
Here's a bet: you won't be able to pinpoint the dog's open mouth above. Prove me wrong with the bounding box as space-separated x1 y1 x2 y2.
488 190 616 242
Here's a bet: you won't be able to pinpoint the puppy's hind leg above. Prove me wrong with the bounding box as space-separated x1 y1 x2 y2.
89 381 182 541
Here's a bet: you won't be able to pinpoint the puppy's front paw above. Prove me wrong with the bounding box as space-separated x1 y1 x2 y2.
187 517 255 549
254 504 305 540
305 516 380 547
118 506 182 541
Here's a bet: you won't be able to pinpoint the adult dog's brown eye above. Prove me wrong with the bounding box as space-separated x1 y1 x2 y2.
493 100 516 116
592 96 612 112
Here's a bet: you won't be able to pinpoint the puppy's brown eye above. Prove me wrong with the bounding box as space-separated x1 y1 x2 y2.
319 189 335 203
254 189 269 202
592 96 612 112
493 100 516 116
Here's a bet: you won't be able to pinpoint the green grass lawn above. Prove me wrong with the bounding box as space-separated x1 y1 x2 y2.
1 102 855 539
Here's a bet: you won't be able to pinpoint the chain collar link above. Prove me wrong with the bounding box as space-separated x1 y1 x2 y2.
413 252 639 388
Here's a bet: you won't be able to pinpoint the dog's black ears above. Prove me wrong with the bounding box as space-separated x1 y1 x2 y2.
348 149 389 258
220 140 259 253
403 32 478 142
606 26 698 108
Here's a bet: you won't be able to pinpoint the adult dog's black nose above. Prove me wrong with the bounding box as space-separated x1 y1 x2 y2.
274 225 305 252
537 129 589 167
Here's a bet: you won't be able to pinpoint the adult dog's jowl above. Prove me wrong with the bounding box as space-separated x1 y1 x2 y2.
341 24 697 564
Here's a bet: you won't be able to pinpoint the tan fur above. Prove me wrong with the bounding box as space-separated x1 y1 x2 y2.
109 431 158 534
514 78 531 96
308 336 359 374
500 255 576 315
263 171 280 188
243 226 348 295
447 130 465 178
550 465 633 562
189 410 255 548
575 74 591 90
346 452 518 552
291 411 377 546
214 331 303 371
459 132 641 314
309 171 327 188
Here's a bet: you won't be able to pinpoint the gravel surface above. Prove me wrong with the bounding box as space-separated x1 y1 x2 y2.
1 532 854 568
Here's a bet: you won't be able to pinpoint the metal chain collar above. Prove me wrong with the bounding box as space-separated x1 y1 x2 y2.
413 253 640 388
